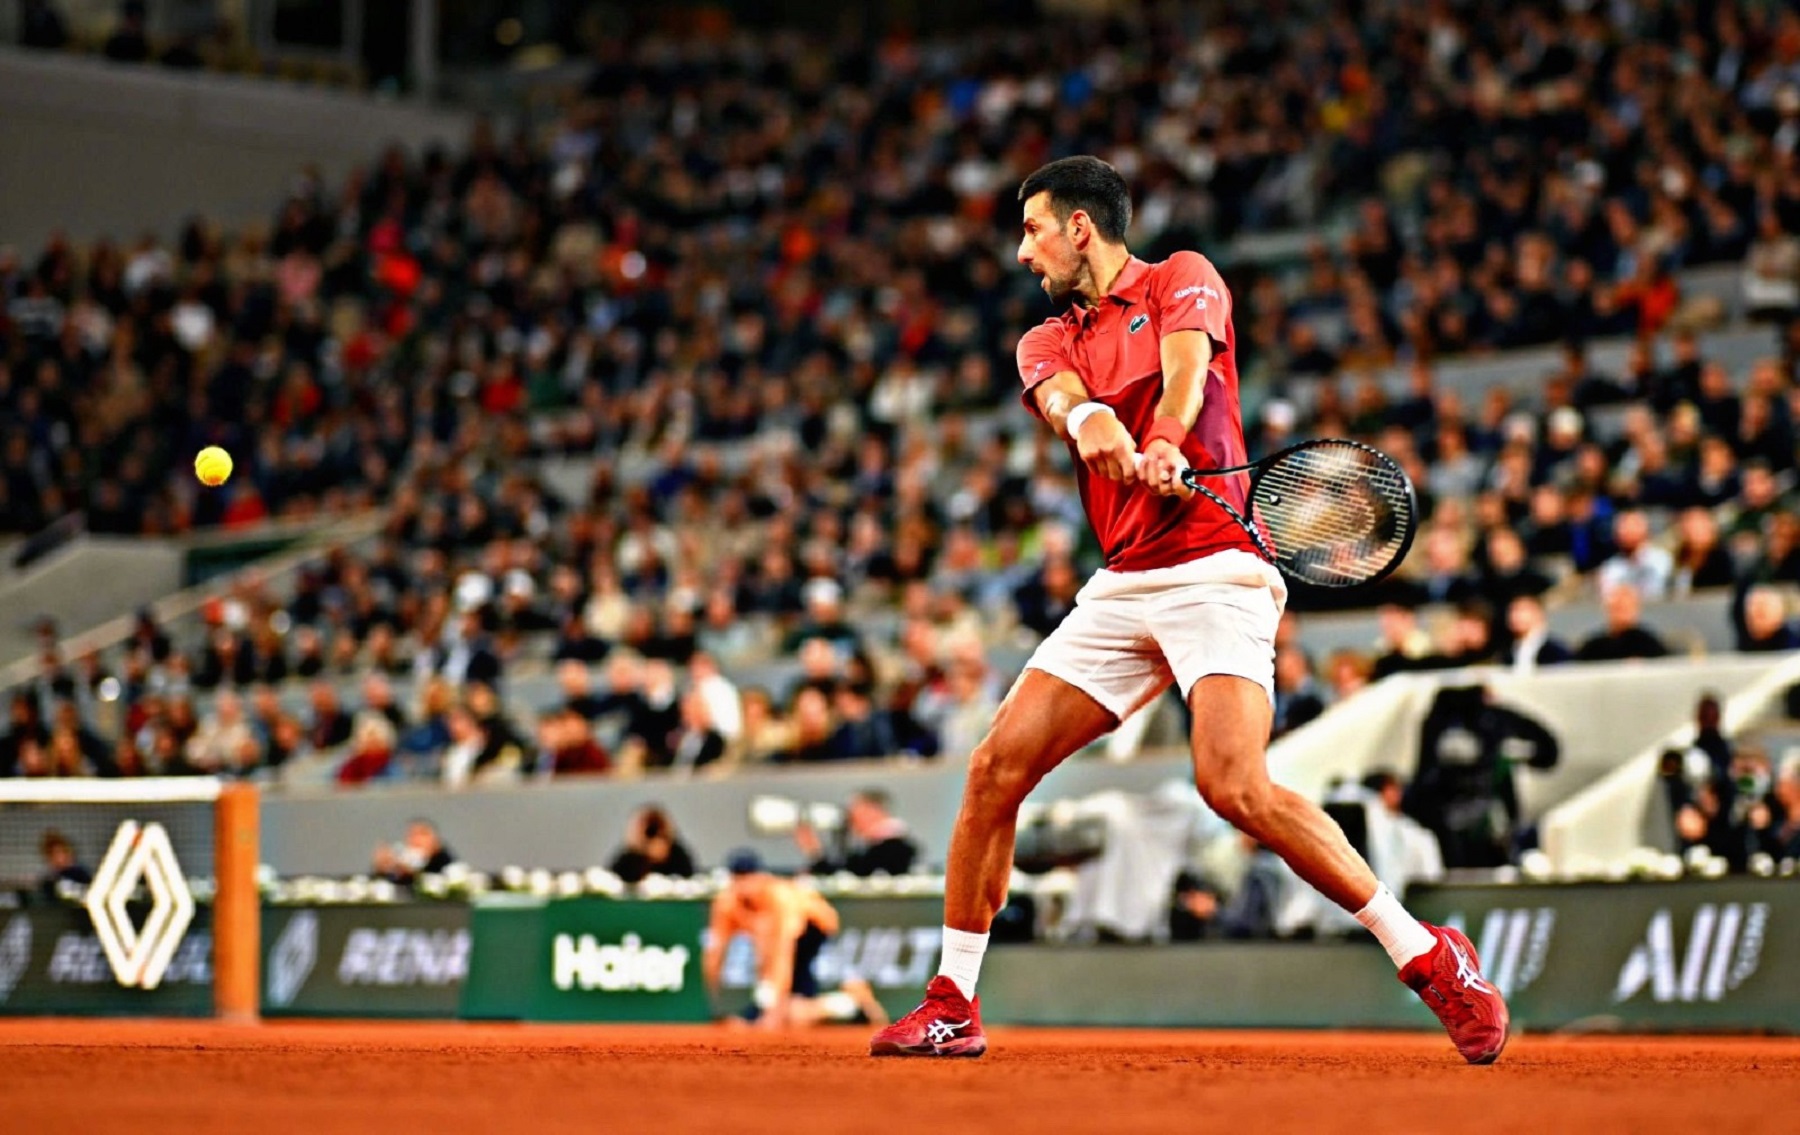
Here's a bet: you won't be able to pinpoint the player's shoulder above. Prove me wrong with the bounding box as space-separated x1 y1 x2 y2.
1147 248 1224 284
1015 316 1070 354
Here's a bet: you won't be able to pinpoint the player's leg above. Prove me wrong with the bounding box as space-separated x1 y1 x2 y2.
873 586 1165 1057
942 669 1119 933
1184 673 1508 1063
1157 563 1508 1062
1184 674 1385 914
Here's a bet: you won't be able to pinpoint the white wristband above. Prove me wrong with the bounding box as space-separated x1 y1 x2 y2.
1065 401 1115 440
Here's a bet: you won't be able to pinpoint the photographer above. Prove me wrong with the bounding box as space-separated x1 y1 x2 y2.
608 804 697 883
1404 685 1559 868
794 789 919 877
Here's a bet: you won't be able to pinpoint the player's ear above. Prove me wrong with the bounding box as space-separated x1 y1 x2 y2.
1067 209 1089 248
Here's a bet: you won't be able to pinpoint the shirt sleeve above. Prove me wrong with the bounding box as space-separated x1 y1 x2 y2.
1149 250 1233 355
1015 319 1074 416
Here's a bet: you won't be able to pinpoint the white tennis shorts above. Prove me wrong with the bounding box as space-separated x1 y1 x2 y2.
1023 550 1288 718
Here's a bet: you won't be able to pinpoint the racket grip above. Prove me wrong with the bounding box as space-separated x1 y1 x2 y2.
1132 452 1194 477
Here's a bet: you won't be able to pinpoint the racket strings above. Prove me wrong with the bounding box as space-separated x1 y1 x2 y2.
1250 445 1413 587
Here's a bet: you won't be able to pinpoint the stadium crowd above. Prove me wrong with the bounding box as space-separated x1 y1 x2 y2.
4 0 1800 863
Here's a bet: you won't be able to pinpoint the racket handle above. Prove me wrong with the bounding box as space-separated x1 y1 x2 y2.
1132 452 1195 480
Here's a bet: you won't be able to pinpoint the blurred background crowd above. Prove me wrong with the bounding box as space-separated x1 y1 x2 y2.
5 1 1800 897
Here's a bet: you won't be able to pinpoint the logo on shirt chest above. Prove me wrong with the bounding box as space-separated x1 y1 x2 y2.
1128 313 1150 334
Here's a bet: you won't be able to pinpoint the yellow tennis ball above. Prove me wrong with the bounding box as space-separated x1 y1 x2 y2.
195 446 233 487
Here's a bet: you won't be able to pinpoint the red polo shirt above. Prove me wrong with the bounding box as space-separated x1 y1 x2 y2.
1017 251 1256 572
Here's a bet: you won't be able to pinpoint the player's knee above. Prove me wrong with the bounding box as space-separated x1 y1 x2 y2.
965 740 1033 812
1196 777 1273 830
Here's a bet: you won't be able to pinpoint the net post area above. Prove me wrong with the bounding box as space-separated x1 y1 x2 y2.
213 782 260 1023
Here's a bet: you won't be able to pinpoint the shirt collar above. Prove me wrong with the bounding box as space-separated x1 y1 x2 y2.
1105 256 1151 304
1072 256 1149 326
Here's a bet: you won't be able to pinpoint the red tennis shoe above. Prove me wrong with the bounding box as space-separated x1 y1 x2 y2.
1400 923 1510 1065
869 975 987 1058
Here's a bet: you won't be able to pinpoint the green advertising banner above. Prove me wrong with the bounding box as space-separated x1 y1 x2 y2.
1409 879 1800 1033
0 905 213 1017
462 896 711 1022
261 904 471 1018
464 895 947 1023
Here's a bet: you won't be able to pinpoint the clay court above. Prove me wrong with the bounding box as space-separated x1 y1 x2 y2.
4 1020 1797 1134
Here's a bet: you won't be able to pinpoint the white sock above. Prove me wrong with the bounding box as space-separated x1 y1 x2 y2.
1354 885 1437 968
937 927 989 999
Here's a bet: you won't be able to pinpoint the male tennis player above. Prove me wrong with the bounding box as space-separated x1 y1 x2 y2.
869 157 1508 1063
705 850 854 1029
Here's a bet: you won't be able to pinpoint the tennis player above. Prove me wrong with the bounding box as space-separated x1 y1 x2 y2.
870 157 1508 1063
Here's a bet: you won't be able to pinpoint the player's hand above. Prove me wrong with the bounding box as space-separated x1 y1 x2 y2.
1073 410 1139 484
1139 439 1192 498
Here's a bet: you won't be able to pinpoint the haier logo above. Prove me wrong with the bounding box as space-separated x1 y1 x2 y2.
1614 903 1769 1004
552 933 689 993
1444 908 1555 997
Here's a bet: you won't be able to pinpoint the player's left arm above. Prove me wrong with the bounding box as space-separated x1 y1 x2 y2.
1141 330 1212 497
1141 252 1232 497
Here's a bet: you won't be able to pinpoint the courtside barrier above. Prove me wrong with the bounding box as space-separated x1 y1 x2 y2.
261 903 471 1018
461 895 944 1022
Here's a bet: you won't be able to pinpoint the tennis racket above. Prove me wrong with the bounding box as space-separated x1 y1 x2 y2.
1135 439 1418 589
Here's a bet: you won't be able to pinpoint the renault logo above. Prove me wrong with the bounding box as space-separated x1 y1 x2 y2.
84 821 195 990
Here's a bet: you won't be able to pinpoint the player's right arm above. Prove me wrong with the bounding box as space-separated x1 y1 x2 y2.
1018 322 1139 485
703 894 736 1009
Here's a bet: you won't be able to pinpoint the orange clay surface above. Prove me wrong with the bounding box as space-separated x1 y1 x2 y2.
3 1019 1798 1135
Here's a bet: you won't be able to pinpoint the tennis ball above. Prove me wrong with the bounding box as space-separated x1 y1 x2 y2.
194 446 233 487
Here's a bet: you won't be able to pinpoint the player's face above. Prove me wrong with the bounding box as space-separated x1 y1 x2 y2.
1017 193 1082 301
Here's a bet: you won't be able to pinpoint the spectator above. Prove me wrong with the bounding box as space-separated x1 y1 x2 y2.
1744 210 1800 322
825 685 897 761
607 805 696 883
796 789 920 877
780 577 864 658
1362 770 1444 886
336 715 396 785
18 1 70 50
305 681 353 750
372 819 456 887
554 659 608 720
1597 510 1674 601
1271 646 1326 738
731 688 793 766
102 1 150 63
1168 870 1224 942
439 703 522 788
399 677 455 758
1500 595 1574 673
1576 584 1670 662
358 674 408 733
1752 753 1800 862
774 688 836 764
2 694 48 777
688 652 743 745
665 688 727 773
36 829 91 903
535 708 611 777
1012 555 1081 639
1371 603 1433 679
1672 508 1738 594
185 690 259 774
1733 584 1800 653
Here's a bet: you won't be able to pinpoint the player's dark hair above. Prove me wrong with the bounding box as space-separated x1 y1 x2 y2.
1018 156 1132 242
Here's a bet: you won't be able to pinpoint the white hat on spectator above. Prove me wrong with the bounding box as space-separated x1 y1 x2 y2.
803 577 843 612
455 572 495 612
